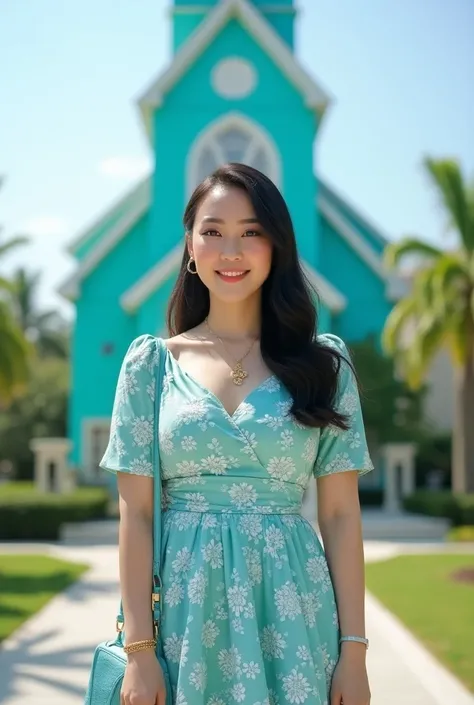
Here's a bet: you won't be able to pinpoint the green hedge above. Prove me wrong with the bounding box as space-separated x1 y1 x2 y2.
447 526 474 542
358 488 383 507
0 482 110 540
402 490 474 527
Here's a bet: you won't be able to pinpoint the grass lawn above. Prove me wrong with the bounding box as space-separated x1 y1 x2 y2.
0 554 89 643
365 553 474 693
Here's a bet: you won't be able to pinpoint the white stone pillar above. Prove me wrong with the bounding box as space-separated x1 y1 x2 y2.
30 438 74 494
380 443 417 514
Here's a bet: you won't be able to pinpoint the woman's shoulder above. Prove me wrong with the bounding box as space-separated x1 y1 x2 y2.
123 333 162 369
160 326 207 361
315 332 349 354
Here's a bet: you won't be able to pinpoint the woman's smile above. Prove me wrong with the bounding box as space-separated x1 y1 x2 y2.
215 269 250 283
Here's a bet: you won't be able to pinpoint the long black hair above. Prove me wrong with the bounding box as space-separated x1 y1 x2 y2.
167 162 351 430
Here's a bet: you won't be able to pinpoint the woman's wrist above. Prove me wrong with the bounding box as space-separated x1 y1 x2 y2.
127 649 158 664
339 640 368 661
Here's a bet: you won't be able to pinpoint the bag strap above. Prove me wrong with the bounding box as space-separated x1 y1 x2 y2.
151 337 166 631
115 336 166 643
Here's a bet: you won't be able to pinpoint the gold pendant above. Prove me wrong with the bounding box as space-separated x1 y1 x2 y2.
231 361 248 386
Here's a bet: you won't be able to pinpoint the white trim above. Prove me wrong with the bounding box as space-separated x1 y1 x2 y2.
319 198 387 280
82 417 111 479
67 178 150 256
301 261 347 313
120 246 346 314
171 4 297 13
58 187 150 300
186 111 281 196
319 181 389 247
121 242 184 312
138 0 331 135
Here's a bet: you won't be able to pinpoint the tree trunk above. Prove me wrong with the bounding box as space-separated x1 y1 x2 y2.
452 351 474 493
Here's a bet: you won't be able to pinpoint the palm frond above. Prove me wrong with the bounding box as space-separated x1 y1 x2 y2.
0 234 30 258
10 267 41 330
0 303 31 404
430 253 470 317
467 180 474 249
403 318 447 389
446 310 472 366
412 266 437 310
383 237 443 270
0 276 15 293
382 297 417 354
424 157 474 253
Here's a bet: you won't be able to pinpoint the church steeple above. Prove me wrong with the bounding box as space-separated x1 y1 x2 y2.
171 1 297 53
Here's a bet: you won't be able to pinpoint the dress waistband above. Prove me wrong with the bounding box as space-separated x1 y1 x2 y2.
162 477 304 515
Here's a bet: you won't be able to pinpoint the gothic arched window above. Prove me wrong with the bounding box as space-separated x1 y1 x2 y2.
187 113 281 196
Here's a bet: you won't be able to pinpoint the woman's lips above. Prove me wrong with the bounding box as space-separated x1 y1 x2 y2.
215 270 249 283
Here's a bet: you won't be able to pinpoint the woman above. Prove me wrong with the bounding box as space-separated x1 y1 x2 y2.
101 163 372 705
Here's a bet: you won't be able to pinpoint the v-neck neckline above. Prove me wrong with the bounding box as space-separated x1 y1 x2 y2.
162 341 276 420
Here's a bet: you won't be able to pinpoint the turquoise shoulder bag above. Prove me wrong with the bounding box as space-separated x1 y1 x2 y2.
84 340 172 705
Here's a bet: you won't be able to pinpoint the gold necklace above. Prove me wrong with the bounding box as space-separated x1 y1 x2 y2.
205 318 257 386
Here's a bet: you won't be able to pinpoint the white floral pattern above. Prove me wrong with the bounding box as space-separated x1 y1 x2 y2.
100 333 373 704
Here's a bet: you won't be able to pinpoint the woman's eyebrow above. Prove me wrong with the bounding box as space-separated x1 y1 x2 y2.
200 216 260 224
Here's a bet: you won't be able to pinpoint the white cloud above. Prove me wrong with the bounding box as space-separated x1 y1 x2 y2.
98 156 151 180
22 216 69 237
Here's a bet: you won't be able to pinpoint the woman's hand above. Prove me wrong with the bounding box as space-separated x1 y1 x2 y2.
330 648 371 705
121 650 167 705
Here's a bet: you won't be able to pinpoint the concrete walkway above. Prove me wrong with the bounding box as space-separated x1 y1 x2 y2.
0 540 473 705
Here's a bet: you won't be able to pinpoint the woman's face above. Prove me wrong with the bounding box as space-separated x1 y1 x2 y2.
188 185 273 304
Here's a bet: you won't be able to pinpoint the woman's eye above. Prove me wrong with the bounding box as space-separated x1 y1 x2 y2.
202 230 221 237
243 230 260 237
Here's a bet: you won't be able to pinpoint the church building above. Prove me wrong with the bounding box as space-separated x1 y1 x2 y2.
59 0 397 487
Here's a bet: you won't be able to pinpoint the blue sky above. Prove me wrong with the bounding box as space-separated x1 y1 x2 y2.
1 0 472 316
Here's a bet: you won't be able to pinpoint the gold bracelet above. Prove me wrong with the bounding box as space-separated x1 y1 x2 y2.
123 638 157 655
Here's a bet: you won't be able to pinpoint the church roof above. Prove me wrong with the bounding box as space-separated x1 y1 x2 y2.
137 0 332 138
120 247 347 314
57 173 388 306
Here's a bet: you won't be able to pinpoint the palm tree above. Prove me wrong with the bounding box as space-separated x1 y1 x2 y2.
9 267 69 358
0 178 31 406
0 239 31 407
382 157 474 493
0 301 31 407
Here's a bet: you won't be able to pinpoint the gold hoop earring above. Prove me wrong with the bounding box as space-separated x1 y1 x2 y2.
187 258 198 275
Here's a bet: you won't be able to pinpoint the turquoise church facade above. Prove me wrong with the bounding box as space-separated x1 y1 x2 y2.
59 0 396 485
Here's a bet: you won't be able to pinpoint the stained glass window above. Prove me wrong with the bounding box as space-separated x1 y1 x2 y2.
190 120 279 194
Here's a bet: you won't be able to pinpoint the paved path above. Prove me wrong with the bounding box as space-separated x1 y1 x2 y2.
0 540 473 705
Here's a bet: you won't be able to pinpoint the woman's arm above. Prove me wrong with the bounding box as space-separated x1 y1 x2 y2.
317 470 371 704
317 470 367 658
118 473 155 643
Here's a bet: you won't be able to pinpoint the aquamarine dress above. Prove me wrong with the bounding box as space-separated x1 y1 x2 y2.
100 333 373 705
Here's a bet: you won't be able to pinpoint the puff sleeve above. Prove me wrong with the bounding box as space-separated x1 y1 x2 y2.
313 334 373 479
99 334 160 477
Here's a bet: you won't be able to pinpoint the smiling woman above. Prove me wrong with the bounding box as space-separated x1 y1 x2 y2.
187 185 273 307
98 163 373 705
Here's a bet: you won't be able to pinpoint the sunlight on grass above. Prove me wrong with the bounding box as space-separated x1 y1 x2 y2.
366 553 474 693
0 554 88 642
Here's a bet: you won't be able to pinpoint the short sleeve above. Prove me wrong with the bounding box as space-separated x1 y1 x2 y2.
99 334 160 477
313 334 373 479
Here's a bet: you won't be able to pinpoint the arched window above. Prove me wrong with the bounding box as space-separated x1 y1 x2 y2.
187 113 281 196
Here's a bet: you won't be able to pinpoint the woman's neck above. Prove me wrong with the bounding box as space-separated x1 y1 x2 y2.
206 298 261 340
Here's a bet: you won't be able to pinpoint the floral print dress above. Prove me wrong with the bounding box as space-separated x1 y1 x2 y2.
100 333 373 705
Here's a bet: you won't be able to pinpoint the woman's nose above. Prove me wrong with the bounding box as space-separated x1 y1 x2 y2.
220 244 243 260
